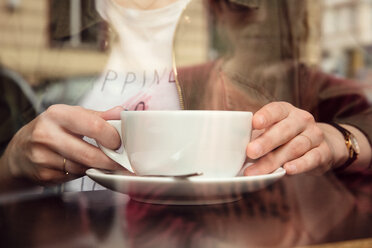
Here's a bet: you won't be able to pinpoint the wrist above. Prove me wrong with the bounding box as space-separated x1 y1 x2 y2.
317 123 349 168
328 122 361 171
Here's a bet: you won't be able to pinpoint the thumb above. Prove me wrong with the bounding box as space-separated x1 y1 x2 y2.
95 106 125 120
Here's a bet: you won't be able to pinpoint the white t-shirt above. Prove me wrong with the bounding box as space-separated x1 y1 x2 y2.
79 0 187 111
64 0 189 191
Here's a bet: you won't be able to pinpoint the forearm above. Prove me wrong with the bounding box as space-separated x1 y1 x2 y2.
318 123 372 172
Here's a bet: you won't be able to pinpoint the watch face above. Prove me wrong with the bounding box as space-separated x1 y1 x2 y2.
349 134 361 154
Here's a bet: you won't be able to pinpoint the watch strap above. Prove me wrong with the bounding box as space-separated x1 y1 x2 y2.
328 122 358 172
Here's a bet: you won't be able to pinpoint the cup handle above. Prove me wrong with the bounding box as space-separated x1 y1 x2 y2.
97 120 134 173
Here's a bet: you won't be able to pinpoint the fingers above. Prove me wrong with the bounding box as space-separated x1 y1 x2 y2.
36 126 121 170
247 117 305 159
244 129 323 176
62 158 91 175
245 102 329 176
99 106 125 120
30 105 124 171
8 104 125 186
247 108 316 159
27 143 88 175
24 141 119 185
20 143 80 184
41 105 121 150
32 167 78 185
252 102 291 130
283 142 332 175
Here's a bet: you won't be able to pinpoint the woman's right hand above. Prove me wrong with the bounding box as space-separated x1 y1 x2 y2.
0 104 124 186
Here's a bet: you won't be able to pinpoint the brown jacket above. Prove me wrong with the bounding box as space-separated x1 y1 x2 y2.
177 61 372 147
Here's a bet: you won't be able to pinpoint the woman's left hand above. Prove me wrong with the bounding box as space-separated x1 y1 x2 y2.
245 102 335 175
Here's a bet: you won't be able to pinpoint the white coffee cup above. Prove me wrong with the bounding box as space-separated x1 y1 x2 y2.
99 110 252 178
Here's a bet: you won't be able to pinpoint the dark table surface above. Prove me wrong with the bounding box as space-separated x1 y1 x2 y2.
1 170 372 248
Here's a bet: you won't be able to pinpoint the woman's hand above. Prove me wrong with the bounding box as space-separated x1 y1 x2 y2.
244 102 349 176
0 104 124 186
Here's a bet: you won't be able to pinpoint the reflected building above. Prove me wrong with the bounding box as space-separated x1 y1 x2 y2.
0 0 108 86
322 0 372 81
1 0 371 84
0 0 322 85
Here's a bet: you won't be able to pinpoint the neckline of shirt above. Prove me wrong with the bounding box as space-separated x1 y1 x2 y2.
113 0 189 27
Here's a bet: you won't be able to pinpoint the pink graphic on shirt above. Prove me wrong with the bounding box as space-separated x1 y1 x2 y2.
121 92 152 111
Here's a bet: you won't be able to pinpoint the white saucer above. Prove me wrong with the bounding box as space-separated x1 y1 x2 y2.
86 168 286 205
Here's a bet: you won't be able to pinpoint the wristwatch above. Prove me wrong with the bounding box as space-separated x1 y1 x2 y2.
329 122 360 171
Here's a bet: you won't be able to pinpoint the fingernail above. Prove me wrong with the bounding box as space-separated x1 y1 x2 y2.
108 106 123 111
249 143 263 158
257 115 266 126
285 164 297 174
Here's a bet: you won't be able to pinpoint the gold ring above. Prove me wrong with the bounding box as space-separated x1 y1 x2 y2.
63 158 69 175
